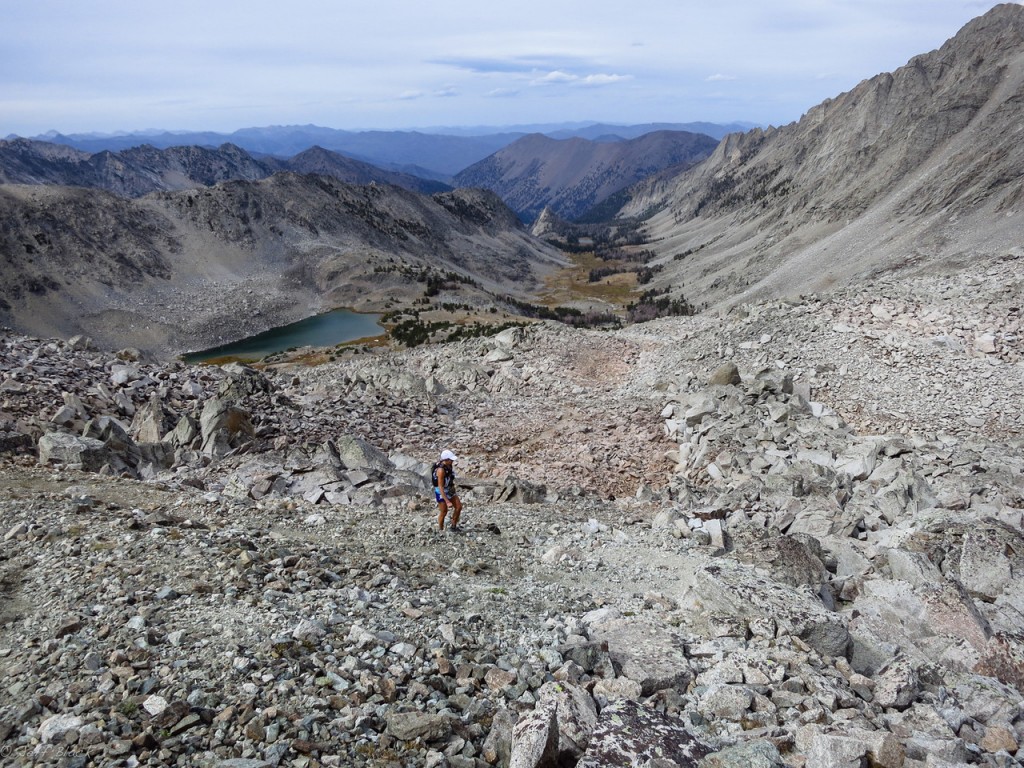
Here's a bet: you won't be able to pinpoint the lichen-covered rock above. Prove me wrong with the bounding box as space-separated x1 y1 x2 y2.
577 700 712 767
676 555 851 659
510 700 559 768
536 681 598 762
582 608 693 695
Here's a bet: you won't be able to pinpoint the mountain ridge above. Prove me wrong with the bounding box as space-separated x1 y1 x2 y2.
0 138 449 198
454 130 718 222
12 121 747 176
0 176 564 356
620 2 1024 310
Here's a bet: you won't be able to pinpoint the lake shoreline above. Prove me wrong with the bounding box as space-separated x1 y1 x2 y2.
180 307 385 365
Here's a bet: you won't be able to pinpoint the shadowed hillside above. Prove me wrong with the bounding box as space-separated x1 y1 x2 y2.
454 131 718 222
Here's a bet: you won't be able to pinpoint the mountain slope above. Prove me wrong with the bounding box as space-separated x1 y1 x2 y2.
454 130 718 222
622 3 1024 309
0 139 450 198
0 176 564 356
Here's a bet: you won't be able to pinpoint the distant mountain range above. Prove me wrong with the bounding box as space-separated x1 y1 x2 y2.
0 128 724 223
0 139 450 197
12 121 754 177
5 3 1020 355
454 130 719 221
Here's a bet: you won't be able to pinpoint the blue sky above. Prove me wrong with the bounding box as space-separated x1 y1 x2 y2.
0 0 1013 136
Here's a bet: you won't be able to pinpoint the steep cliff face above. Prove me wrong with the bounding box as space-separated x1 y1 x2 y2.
454 131 717 222
624 3 1024 308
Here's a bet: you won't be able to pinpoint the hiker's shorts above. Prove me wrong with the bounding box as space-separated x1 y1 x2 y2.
434 489 458 504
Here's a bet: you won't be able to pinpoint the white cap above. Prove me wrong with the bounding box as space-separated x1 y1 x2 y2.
440 449 458 462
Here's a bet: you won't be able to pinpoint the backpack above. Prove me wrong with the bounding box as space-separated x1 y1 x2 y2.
432 461 455 492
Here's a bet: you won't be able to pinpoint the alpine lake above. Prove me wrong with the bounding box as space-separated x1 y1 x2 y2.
180 309 384 364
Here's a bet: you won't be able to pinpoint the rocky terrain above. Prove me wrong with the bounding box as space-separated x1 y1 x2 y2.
0 179 565 358
0 240 1022 767
621 3 1024 313
453 131 717 222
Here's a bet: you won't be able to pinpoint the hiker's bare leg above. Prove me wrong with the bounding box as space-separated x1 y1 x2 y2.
451 497 462 529
437 502 448 530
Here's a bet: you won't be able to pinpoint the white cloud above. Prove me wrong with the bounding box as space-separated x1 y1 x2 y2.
706 73 737 82
531 71 631 87
580 74 632 86
533 70 578 85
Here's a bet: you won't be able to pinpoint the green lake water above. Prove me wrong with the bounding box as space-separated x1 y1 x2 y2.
181 309 383 364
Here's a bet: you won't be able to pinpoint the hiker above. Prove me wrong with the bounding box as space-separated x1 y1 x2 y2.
432 449 462 531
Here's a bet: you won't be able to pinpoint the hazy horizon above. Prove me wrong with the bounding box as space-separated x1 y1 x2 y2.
2 1 1015 137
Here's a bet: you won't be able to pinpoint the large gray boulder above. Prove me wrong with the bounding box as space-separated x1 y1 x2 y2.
577 700 711 767
83 415 141 471
38 432 113 472
675 555 851 659
536 681 598 763
334 434 394 473
200 397 255 457
510 700 559 768
846 576 991 675
130 394 175 443
581 608 694 695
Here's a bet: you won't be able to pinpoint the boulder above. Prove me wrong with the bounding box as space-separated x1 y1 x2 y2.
385 711 452 743
200 397 254 457
334 434 394 473
847 577 991 674
510 700 559 768
577 700 711 767
699 740 787 768
537 681 598 762
0 430 33 455
582 609 693 695
708 362 741 386
675 555 851 659
130 395 174 443
38 432 112 472
83 415 141 470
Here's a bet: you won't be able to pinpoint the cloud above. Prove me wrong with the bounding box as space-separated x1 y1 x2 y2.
706 73 737 82
579 73 632 86
432 55 589 74
531 71 632 87
533 70 578 85
486 88 521 98
397 87 458 101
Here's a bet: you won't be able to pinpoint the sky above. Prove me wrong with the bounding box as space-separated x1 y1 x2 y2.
0 0 1015 137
